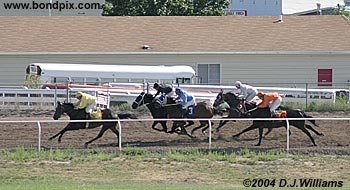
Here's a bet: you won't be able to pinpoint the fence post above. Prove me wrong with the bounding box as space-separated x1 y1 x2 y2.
305 83 309 110
37 121 41 152
286 119 290 155
208 119 212 150
118 120 122 151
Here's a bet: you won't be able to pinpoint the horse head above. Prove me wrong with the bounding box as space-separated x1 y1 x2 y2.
213 91 224 108
132 92 155 109
53 101 64 120
53 101 76 120
213 91 241 108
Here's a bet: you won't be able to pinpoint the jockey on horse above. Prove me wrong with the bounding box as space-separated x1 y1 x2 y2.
174 87 196 117
234 81 258 113
256 92 283 118
74 91 97 119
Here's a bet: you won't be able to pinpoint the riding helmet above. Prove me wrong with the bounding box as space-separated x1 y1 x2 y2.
76 91 83 98
234 81 242 88
153 83 159 89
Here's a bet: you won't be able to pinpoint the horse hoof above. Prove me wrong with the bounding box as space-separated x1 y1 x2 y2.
232 135 239 139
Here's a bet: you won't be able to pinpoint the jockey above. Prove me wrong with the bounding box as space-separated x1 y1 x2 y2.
174 87 196 114
256 92 282 117
234 81 258 103
153 83 176 100
74 91 97 115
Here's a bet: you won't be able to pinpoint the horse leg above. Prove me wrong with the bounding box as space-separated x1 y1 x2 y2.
305 124 324 136
180 125 195 138
216 120 229 132
84 124 109 148
295 125 317 146
232 123 259 138
160 121 168 133
255 126 264 146
49 124 68 142
185 120 195 128
191 123 205 135
151 121 164 132
108 124 120 145
263 128 273 138
50 123 80 143
170 122 179 133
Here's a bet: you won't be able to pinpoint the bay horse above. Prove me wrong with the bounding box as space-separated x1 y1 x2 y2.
213 91 323 146
163 98 214 137
49 101 136 147
131 92 168 133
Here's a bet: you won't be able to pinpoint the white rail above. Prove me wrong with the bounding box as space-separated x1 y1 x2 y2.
1 117 348 154
0 88 109 110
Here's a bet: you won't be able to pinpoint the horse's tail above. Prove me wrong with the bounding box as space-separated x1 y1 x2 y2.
299 110 320 127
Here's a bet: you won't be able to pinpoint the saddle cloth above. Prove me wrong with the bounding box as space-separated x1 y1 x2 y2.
90 108 102 120
275 110 287 118
186 105 196 118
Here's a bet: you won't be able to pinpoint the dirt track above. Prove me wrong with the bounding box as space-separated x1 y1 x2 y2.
0 111 350 154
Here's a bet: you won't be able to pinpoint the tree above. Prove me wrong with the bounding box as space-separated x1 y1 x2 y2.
103 0 230 16
333 5 350 20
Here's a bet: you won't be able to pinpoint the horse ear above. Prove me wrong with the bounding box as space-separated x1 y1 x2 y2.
141 91 145 95
57 101 61 105
220 89 223 93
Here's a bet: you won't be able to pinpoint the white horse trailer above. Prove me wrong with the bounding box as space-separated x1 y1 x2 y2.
25 63 196 85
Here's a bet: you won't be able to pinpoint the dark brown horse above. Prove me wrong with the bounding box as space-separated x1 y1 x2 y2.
131 92 168 133
163 98 214 137
50 101 136 147
213 92 323 146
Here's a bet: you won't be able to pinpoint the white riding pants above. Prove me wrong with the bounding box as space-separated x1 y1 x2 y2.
269 96 282 112
85 102 97 113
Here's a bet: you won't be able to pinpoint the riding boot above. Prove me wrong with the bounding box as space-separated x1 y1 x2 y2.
86 112 91 120
271 111 277 118
182 108 188 118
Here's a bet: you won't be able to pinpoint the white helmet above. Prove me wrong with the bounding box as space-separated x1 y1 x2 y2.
234 81 242 88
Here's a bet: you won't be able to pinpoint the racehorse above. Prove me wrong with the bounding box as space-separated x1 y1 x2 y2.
131 92 168 133
213 91 323 146
163 98 214 137
49 101 136 147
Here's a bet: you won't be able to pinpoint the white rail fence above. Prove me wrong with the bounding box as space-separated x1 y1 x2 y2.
1 83 349 110
0 117 348 154
0 88 110 110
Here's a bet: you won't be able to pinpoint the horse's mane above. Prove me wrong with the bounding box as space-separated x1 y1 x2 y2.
225 92 238 98
63 102 74 107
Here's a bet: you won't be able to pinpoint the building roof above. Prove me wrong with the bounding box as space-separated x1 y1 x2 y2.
0 16 350 53
283 0 344 15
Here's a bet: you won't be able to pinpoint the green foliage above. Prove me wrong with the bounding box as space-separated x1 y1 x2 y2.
281 97 350 112
110 103 149 116
122 147 150 156
0 148 115 162
333 6 350 20
103 0 230 16
165 148 201 162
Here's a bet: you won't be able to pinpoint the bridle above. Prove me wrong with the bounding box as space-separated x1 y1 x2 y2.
133 93 152 107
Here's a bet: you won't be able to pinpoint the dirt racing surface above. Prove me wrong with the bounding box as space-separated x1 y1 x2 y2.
0 110 350 155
